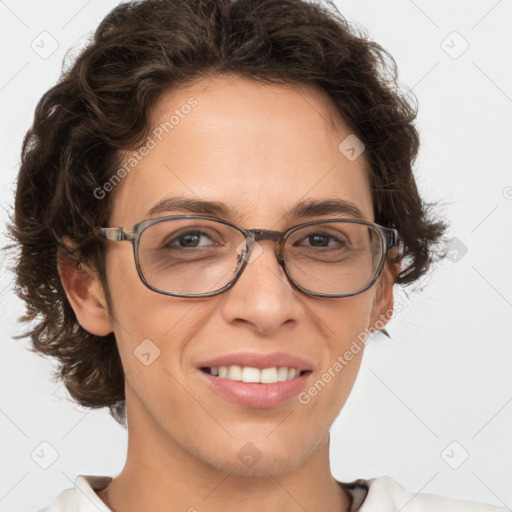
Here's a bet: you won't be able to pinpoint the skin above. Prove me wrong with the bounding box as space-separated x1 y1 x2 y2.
59 74 398 512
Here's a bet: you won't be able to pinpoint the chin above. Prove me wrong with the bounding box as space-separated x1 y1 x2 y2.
194 433 322 478
206 450 309 478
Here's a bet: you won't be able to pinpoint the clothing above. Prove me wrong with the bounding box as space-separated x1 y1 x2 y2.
38 474 507 512
342 477 508 511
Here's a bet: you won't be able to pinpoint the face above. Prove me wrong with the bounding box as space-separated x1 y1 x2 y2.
76 74 395 477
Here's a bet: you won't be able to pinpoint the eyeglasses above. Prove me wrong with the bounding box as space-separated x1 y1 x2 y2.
94 215 400 298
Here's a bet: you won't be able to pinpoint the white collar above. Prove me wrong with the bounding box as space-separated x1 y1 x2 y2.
40 474 507 512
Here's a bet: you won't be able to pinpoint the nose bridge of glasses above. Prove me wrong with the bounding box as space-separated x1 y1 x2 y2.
245 229 284 261
248 229 281 243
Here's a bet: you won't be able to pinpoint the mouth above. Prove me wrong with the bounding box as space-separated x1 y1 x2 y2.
196 352 314 408
200 366 311 384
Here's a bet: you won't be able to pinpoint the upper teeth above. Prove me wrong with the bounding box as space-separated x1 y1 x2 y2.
210 366 301 383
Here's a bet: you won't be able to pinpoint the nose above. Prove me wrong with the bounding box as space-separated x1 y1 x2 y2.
219 239 303 335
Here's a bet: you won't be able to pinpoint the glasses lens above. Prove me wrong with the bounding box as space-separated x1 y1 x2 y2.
138 218 247 295
284 221 384 295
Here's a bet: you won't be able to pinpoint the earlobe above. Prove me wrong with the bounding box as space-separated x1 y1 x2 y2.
57 248 113 337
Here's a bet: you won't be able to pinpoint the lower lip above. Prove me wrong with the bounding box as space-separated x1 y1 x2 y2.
199 370 310 408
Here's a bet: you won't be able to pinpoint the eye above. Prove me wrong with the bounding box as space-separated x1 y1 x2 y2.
163 230 219 249
303 233 334 247
298 232 349 248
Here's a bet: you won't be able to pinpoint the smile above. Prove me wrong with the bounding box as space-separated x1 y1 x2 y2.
201 365 309 384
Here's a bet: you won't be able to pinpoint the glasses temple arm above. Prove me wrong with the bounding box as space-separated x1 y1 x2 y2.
385 228 401 253
94 227 129 242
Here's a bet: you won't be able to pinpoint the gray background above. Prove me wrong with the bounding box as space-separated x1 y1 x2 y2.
1 0 511 510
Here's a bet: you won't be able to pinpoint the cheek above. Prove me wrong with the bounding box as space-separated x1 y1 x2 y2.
104 250 226 400
103 249 190 368
315 290 375 344
308 293 374 407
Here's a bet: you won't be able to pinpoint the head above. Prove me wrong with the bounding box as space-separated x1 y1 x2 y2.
10 0 446 476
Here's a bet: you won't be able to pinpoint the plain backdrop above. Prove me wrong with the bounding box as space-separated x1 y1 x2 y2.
1 1 511 510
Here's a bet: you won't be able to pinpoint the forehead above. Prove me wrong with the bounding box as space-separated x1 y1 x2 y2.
110 74 373 228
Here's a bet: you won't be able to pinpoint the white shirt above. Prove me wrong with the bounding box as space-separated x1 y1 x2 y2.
37 474 507 512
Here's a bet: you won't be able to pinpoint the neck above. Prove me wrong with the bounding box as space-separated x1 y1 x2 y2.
97 390 351 512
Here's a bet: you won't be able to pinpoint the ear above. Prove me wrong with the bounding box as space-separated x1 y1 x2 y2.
57 242 113 336
368 260 400 334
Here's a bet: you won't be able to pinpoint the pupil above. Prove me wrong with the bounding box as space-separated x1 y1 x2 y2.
309 235 328 247
180 233 200 247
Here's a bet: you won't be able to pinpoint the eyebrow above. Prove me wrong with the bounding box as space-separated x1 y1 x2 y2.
284 198 366 220
145 196 366 221
146 197 239 218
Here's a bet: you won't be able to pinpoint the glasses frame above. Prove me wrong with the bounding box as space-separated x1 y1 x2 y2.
94 214 400 299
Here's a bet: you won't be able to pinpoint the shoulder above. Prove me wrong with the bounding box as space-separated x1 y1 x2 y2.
352 475 508 512
36 475 112 512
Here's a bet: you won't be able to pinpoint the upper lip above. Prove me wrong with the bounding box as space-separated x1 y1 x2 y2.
198 352 313 371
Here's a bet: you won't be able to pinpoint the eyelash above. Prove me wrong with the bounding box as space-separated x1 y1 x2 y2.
163 230 348 249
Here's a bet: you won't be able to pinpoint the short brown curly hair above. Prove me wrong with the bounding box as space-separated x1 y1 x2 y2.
8 0 447 421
